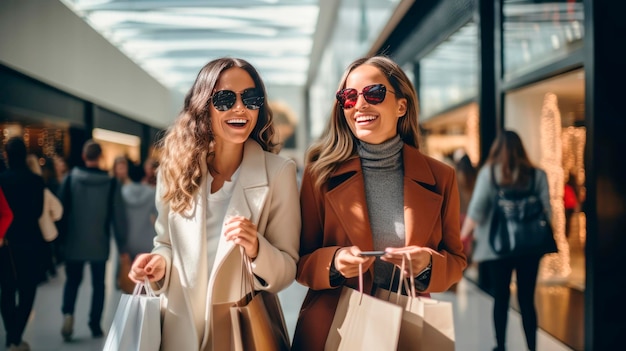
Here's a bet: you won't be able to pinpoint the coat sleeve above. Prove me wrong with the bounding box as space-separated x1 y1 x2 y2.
45 188 64 221
111 179 128 254
151 177 173 294
296 166 341 290
0 188 13 239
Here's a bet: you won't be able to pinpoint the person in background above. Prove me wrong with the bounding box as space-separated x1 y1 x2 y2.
0 137 46 351
460 130 552 351
58 140 128 341
140 157 158 187
128 57 300 351
111 155 131 185
292 56 466 350
563 172 579 238
26 155 64 279
117 162 157 293
454 151 478 264
52 155 69 193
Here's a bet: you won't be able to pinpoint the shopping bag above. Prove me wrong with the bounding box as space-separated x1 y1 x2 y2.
230 291 290 351
213 247 290 351
325 264 403 351
103 278 161 351
376 256 455 351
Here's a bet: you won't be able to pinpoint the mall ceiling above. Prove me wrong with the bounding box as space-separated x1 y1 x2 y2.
60 0 320 94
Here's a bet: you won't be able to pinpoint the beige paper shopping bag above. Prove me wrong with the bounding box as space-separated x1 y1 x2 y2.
325 264 403 351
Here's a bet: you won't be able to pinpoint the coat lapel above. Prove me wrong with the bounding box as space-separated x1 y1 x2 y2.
402 145 443 245
325 158 374 249
212 140 269 276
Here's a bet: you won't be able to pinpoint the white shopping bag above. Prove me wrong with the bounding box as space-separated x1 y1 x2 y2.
103 278 161 351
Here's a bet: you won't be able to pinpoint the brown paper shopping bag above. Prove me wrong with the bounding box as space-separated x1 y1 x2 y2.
325 264 404 351
213 247 289 351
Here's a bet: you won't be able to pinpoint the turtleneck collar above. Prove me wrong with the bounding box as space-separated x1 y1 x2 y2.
358 135 403 171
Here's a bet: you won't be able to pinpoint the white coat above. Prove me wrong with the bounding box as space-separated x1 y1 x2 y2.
39 188 63 242
152 140 301 351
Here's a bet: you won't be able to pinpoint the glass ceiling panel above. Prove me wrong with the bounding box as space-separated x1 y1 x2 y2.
60 0 320 93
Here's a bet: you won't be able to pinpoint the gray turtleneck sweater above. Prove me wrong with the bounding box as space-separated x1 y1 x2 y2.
358 135 405 287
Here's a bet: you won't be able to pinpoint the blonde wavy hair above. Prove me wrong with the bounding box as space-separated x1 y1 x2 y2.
158 57 277 213
306 55 421 191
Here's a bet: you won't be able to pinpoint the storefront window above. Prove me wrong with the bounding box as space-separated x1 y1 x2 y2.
419 21 478 120
504 69 585 349
503 0 584 80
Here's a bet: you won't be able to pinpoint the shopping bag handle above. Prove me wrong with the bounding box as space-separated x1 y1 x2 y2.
132 277 157 297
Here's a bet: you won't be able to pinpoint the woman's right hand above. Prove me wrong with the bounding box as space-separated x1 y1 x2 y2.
129 253 166 283
334 246 375 278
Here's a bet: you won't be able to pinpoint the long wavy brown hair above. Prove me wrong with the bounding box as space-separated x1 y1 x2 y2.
305 55 421 191
158 57 277 213
485 130 535 188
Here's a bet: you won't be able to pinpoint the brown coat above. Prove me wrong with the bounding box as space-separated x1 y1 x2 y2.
292 144 467 351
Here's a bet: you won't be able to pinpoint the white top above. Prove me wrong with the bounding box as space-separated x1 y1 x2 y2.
205 166 241 277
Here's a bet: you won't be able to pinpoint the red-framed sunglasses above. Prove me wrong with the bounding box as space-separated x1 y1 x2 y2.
336 83 395 109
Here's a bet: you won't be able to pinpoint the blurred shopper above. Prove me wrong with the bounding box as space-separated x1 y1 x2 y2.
26 155 64 279
460 130 552 351
563 172 579 238
52 155 69 193
140 157 158 187
117 162 157 293
111 155 131 185
0 137 46 351
455 151 478 263
292 56 466 350
128 57 300 350
58 140 128 341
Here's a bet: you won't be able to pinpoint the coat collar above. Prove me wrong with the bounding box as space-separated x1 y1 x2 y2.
211 139 270 275
175 140 271 289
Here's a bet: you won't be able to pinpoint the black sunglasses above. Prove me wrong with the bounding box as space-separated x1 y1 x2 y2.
336 83 395 109
211 88 264 111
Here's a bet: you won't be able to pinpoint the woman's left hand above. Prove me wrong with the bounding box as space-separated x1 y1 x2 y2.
381 246 432 277
224 215 259 259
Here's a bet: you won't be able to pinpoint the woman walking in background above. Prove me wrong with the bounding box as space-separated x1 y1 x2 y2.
461 130 554 351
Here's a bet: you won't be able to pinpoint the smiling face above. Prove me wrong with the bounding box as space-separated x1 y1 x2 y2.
342 64 407 145
210 67 260 147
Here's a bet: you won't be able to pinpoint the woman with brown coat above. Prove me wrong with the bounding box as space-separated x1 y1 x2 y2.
292 56 467 350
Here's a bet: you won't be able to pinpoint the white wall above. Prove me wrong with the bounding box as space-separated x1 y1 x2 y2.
0 0 181 128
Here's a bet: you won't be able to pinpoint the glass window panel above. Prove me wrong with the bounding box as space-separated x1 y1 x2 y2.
503 0 584 81
419 21 478 120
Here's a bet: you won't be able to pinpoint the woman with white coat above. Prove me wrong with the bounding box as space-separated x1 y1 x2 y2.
128 57 301 351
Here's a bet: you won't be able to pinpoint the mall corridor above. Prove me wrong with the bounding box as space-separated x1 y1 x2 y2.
0 245 572 351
